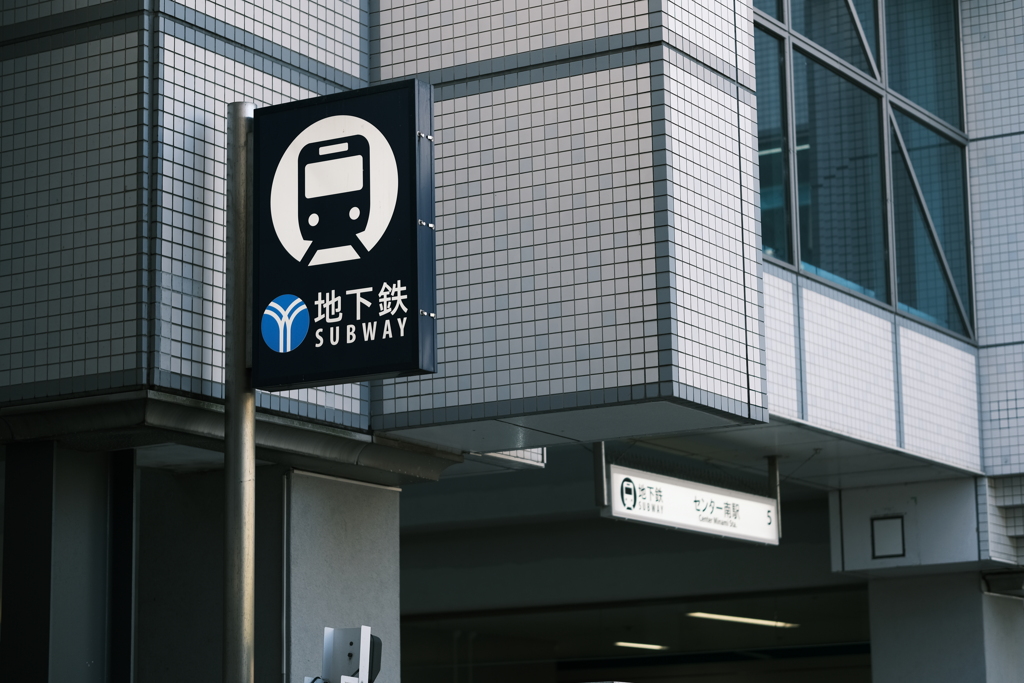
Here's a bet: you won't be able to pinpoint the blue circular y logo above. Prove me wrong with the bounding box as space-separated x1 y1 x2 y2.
261 294 309 353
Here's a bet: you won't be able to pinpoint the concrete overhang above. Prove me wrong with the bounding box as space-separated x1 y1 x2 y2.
630 415 982 490
0 389 463 486
380 398 744 452
383 393 978 489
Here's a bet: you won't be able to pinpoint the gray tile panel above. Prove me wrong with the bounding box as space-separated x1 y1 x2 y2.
761 262 983 470
963 0 1024 476
372 32 769 434
762 265 799 419
970 135 1024 348
0 10 371 428
898 319 980 471
801 279 898 448
5 0 1018 479
0 8 145 61
160 1 368 92
1 0 122 27
371 0 653 83
2 0 770 438
962 0 1024 140
149 29 368 428
980 344 1024 475
1 30 148 402
978 476 1022 563
170 0 368 84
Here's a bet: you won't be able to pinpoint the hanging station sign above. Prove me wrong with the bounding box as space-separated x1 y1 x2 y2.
603 465 780 545
252 80 436 390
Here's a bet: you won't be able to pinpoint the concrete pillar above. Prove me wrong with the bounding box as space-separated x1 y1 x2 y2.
286 471 401 683
134 466 401 683
135 465 285 683
869 572 1024 683
0 442 55 678
0 443 134 681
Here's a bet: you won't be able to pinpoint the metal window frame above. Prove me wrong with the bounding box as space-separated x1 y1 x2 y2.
953 0 977 333
879 0 898 314
890 113 973 337
789 46 891 304
752 25 795 265
752 0 974 341
845 0 880 80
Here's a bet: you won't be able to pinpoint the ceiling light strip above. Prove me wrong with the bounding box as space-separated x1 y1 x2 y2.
687 612 799 628
614 641 669 651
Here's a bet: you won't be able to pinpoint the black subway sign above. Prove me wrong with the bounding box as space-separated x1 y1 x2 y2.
252 80 436 390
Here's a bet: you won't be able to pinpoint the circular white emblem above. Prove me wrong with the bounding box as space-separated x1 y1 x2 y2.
270 116 399 266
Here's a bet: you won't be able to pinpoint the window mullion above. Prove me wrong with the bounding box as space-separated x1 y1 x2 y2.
888 91 968 145
753 9 787 34
789 34 883 97
877 0 887 88
882 97 898 311
954 0 969 135
879 0 895 312
784 34 801 270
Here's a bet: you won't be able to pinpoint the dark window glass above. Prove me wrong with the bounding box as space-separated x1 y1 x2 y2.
886 0 961 127
794 51 887 301
755 29 791 262
892 110 970 320
850 0 878 64
792 0 873 73
891 130 967 334
754 0 782 21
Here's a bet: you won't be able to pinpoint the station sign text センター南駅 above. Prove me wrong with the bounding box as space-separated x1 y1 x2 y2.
605 465 780 545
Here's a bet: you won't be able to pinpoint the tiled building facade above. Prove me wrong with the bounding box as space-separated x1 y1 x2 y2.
2 0 1024 680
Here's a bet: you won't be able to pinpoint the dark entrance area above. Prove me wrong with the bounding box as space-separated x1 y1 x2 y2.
402 586 870 683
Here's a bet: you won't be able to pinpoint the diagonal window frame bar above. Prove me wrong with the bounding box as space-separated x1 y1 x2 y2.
786 0 877 78
889 110 973 337
891 106 973 306
844 0 880 80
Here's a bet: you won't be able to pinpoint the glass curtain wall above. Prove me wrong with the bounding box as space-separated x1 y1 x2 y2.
794 51 887 301
755 31 791 262
753 0 971 336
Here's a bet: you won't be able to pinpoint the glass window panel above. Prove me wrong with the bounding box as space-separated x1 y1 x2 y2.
794 51 888 301
849 0 878 63
792 0 872 73
754 0 782 21
892 109 970 319
892 134 967 334
886 0 961 127
755 29 791 263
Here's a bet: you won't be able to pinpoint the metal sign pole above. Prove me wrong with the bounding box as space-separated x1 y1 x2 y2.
225 101 256 683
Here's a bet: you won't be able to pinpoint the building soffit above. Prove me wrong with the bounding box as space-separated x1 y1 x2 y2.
0 390 463 486
631 415 982 491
